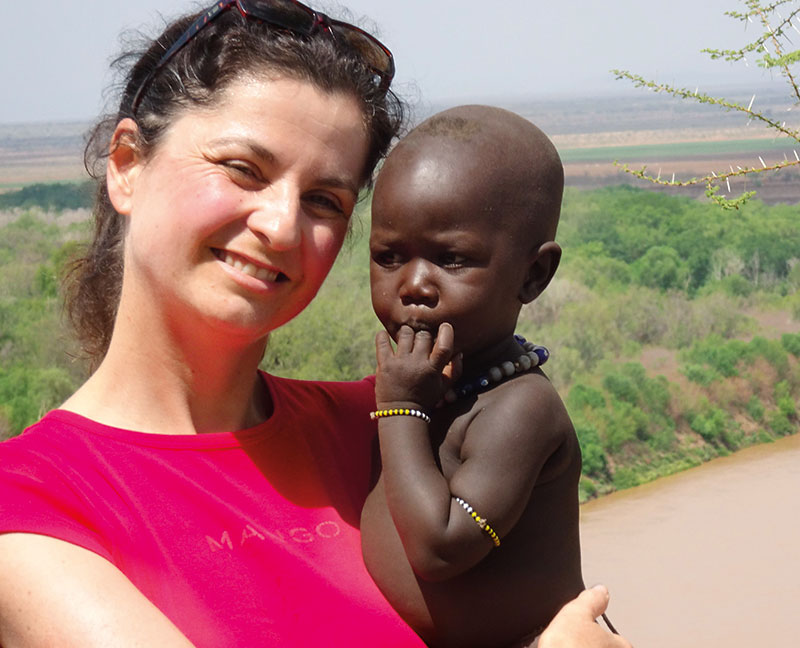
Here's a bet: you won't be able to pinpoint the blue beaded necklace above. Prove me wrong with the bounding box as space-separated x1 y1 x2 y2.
442 335 549 404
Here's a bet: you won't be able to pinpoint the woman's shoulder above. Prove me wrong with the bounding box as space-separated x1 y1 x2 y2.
1 410 79 457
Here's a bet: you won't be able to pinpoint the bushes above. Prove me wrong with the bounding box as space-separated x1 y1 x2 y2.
602 371 639 405
775 381 797 419
687 336 747 377
767 410 795 437
566 384 606 410
574 424 607 478
0 366 75 439
684 335 792 380
632 246 690 291
567 363 679 493
688 406 729 444
746 396 765 422
0 212 87 437
560 186 800 291
682 363 719 385
717 274 754 297
782 333 800 357
566 328 800 501
0 182 93 211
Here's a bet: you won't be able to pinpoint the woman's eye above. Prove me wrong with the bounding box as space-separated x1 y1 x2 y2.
220 160 263 183
305 193 347 218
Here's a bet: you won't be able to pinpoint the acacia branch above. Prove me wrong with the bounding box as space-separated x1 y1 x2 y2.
611 0 800 208
610 71 800 141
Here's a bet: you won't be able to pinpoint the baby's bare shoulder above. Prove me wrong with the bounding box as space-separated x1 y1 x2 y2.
448 372 575 481
467 372 572 441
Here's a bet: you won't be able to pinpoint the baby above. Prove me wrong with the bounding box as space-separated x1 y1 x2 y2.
360 105 584 647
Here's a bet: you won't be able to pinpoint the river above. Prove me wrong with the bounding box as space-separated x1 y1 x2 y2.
580 432 800 648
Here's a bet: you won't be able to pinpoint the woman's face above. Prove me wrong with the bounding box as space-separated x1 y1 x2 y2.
111 75 370 343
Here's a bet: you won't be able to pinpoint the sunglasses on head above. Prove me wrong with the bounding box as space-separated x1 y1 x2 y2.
131 0 395 114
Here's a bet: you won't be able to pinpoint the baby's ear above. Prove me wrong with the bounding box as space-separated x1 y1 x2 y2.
106 118 144 217
519 241 561 304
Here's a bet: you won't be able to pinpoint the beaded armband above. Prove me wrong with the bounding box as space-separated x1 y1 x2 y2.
453 496 501 547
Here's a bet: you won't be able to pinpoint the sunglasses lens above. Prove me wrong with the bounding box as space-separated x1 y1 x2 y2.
329 24 393 77
245 1 393 85
245 0 316 33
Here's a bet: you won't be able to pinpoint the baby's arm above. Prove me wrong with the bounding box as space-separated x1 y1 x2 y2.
374 325 571 582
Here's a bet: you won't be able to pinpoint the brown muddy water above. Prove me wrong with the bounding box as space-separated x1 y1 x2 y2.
580 433 800 648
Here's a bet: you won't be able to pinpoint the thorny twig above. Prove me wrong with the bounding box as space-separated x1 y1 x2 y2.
612 0 800 209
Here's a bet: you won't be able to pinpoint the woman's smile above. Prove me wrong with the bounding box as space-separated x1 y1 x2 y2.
211 248 288 284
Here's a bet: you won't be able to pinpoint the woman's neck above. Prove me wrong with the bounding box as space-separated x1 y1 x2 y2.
61 306 271 435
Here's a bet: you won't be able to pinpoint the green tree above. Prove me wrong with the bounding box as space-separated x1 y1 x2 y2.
632 246 690 291
0 182 93 211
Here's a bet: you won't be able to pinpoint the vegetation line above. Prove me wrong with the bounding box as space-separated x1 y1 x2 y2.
1 183 798 501
559 137 799 163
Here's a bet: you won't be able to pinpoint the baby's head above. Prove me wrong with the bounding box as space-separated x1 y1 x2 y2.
370 105 563 356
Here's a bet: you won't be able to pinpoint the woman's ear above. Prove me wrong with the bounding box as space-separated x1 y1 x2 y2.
106 118 144 216
519 241 561 304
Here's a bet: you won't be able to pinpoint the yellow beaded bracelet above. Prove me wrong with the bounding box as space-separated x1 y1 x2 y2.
369 408 431 424
454 496 501 547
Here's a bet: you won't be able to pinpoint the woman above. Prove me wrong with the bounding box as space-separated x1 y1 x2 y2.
0 2 412 645
0 2 631 646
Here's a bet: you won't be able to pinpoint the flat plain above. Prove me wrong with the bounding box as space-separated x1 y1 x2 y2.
3 86 800 203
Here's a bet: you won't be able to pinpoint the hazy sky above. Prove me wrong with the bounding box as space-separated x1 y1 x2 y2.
1 0 781 124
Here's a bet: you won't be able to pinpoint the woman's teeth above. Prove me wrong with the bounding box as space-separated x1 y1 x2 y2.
222 252 280 282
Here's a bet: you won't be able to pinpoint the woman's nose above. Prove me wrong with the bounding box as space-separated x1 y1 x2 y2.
248 187 302 250
399 259 438 307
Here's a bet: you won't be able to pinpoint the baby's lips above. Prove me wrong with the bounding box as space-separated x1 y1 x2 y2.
402 320 439 334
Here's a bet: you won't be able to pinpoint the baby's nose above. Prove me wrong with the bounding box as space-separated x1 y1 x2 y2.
399 259 438 307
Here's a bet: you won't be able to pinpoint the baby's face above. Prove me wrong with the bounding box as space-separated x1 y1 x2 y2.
369 146 527 357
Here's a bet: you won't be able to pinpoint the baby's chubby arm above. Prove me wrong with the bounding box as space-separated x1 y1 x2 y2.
373 324 465 581
373 324 570 582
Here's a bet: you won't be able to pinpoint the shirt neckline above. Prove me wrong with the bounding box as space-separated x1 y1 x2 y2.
40 372 283 450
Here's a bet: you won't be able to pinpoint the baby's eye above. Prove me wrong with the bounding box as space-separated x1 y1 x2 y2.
439 253 467 269
372 250 404 267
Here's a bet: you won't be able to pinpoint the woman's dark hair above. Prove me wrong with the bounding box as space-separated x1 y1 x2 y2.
66 6 406 366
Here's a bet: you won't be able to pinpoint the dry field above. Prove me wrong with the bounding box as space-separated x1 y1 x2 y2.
0 122 87 188
4 89 800 203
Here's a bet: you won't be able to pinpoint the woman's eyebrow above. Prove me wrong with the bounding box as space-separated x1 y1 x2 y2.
207 137 358 196
208 137 276 165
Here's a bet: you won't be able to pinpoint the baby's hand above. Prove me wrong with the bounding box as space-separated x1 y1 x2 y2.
374 323 455 410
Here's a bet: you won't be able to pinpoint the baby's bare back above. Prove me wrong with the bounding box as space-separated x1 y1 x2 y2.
362 377 585 647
